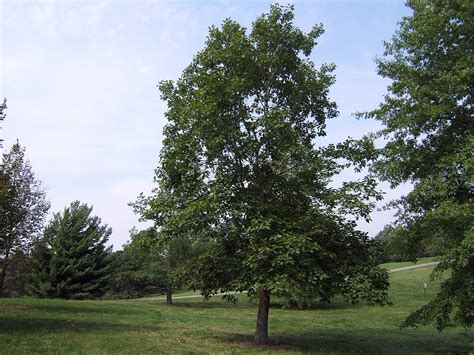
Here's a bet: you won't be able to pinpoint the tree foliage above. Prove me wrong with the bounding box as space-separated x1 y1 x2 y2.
374 224 442 264
373 225 411 263
0 250 31 296
108 228 168 298
365 0 473 330
131 201 210 304
0 98 6 149
0 142 50 294
28 201 112 299
139 4 390 344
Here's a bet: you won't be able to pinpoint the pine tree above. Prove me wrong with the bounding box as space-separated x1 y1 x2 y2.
29 201 112 299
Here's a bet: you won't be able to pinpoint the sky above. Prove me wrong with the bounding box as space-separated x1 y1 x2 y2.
1 0 412 249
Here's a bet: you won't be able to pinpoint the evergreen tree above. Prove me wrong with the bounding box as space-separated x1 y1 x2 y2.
29 201 112 299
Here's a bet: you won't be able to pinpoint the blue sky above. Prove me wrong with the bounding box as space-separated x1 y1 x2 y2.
1 0 411 249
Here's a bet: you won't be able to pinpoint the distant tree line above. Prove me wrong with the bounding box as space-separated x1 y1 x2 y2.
0 175 183 299
0 106 187 298
373 225 442 264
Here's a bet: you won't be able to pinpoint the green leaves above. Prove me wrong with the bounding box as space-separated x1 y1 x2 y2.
107 228 169 298
403 228 473 330
0 143 50 251
0 142 50 294
368 0 473 329
138 5 390 342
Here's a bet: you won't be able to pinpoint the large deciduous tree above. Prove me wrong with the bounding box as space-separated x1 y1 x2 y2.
28 201 112 299
139 5 390 344
365 0 473 330
0 142 50 294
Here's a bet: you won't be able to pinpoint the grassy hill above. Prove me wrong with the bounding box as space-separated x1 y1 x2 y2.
0 262 472 353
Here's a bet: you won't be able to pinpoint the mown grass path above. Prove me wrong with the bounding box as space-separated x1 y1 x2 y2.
0 262 472 353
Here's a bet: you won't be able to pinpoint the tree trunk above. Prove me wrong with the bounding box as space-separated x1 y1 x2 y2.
255 288 270 344
0 263 8 295
0 247 11 294
166 282 173 305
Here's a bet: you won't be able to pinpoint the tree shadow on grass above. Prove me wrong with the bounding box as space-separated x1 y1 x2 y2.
30 302 146 316
154 297 357 312
0 316 156 334
219 329 473 353
151 299 251 310
270 300 360 311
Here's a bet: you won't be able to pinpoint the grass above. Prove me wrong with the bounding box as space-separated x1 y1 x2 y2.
0 263 472 353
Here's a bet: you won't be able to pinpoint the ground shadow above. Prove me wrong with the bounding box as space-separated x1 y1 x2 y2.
153 297 357 312
0 316 156 334
270 300 359 311
30 302 143 316
150 299 252 310
218 329 473 353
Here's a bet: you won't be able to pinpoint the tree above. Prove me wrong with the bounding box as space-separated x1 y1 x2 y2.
365 0 473 330
131 204 209 305
28 201 112 299
0 142 50 294
0 250 31 296
140 5 390 344
373 225 411 263
108 228 168 298
0 98 6 149
132 92 212 305
374 224 441 264
157 232 197 305
0 98 7 206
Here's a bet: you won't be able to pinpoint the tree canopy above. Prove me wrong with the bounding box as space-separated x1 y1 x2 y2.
366 0 473 330
108 228 169 298
137 4 390 344
0 142 50 294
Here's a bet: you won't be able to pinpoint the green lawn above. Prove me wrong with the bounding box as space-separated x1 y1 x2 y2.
0 263 472 353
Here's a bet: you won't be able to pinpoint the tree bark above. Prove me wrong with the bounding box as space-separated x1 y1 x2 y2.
0 248 11 294
255 288 270 344
166 282 173 305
